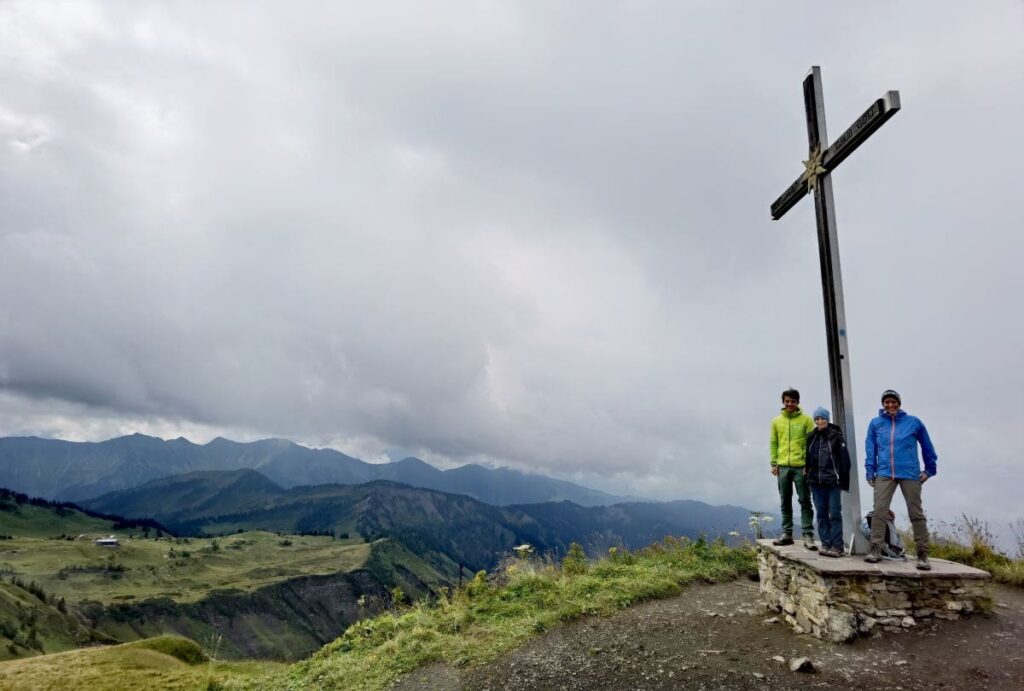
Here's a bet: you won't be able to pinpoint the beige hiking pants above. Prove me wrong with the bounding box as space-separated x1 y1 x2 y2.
871 477 929 552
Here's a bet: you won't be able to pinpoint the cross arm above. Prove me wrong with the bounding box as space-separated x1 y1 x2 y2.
770 90 901 220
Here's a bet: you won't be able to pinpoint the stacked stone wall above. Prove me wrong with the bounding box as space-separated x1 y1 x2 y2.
757 546 991 642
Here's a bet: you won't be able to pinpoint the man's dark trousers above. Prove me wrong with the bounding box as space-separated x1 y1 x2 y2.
777 466 814 537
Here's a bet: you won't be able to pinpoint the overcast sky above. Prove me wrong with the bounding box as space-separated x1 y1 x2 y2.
2 2 1022 535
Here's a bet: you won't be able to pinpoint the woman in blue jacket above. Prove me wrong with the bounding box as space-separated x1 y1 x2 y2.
863 389 938 570
805 407 851 557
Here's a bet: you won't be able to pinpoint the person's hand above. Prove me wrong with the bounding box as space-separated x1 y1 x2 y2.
868 478 875 487
771 465 779 477
919 472 929 483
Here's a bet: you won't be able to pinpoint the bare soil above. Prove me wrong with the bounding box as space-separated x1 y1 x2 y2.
394 578 1024 690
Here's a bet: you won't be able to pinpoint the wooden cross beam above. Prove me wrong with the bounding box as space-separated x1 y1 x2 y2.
770 67 900 554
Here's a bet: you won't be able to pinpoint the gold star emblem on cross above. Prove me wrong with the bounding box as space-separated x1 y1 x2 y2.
801 146 828 192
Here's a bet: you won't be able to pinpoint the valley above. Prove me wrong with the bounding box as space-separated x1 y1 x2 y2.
1 489 448 661
1 530 443 661
0 436 762 674
0 532 369 605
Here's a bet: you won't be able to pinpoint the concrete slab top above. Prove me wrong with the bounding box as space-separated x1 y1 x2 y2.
756 539 991 580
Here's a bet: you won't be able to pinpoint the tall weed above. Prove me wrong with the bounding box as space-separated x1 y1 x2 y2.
271 538 756 690
927 515 1023 586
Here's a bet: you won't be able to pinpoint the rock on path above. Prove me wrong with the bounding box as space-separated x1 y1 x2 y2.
394 581 1024 690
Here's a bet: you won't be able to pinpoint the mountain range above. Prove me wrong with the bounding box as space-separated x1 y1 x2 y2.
0 434 632 506
82 469 755 571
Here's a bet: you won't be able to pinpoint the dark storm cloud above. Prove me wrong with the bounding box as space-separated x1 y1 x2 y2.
1 1 1022 529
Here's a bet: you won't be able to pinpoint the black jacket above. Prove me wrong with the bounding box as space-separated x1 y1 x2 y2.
805 423 851 491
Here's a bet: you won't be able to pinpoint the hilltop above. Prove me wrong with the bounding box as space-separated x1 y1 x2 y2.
395 581 1024 690
0 487 168 539
0 636 283 690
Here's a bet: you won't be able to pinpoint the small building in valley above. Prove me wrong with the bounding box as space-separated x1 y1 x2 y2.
95 536 119 547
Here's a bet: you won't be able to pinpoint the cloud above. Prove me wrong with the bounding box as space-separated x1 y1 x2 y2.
1 1 1022 530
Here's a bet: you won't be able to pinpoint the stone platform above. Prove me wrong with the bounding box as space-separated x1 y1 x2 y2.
757 539 991 642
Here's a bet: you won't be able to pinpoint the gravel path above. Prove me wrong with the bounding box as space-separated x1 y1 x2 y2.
393 578 1024 690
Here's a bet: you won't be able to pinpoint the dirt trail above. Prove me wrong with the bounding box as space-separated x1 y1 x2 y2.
394 579 1024 690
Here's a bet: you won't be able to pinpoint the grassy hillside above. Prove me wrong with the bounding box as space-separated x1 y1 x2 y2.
0 502 117 539
0 491 136 540
76 538 447 661
0 531 369 605
0 489 162 540
159 481 535 577
0 635 283 690
266 538 755 690
0 538 756 690
0 492 454 662
92 476 755 582
0 580 103 661
912 516 1024 587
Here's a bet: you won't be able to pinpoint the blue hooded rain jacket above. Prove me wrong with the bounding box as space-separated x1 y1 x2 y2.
864 409 937 482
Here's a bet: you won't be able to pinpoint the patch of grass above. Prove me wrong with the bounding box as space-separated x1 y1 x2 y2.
0 500 122 539
0 581 96 660
126 636 208 665
0 637 282 690
919 515 1024 587
258 536 755 691
0 532 371 605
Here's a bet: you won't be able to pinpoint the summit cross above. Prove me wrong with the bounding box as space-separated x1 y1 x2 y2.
770 66 901 554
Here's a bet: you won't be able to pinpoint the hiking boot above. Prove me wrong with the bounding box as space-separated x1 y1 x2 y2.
803 535 818 551
831 546 845 557
916 551 932 571
772 534 794 546
864 545 883 563
818 548 835 557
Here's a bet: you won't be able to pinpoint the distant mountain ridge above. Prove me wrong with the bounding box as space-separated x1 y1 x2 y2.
83 470 756 572
0 434 633 506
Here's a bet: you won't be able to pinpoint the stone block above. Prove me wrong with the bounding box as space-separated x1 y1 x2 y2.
755 541 990 644
825 609 857 642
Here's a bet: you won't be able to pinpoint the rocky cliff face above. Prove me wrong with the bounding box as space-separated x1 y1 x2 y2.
76 542 442 661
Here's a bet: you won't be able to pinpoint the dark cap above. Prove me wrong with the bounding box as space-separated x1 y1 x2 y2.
881 389 901 404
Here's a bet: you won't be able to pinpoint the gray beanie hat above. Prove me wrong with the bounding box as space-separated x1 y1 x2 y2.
881 389 901 404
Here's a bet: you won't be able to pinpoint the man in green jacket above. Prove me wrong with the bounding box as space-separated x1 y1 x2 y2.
770 388 817 549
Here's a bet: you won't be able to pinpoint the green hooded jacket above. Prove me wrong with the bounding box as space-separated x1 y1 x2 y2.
770 407 815 468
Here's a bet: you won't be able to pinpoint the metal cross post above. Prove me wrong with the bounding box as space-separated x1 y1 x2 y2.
770 66 901 554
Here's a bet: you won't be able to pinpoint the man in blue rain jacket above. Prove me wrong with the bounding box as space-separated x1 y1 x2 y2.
863 389 938 570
